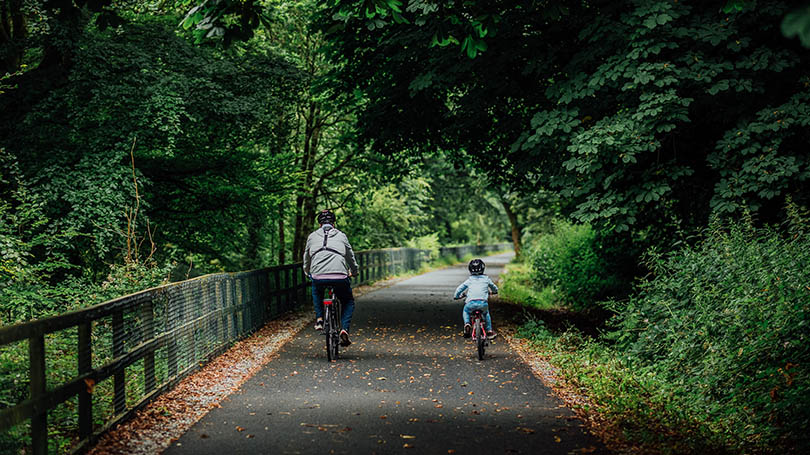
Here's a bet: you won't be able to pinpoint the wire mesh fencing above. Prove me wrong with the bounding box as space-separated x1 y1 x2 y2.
0 243 511 454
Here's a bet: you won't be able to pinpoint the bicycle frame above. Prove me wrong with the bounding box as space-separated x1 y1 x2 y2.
470 309 488 360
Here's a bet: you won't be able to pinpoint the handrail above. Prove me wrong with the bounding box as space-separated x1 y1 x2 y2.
0 243 510 454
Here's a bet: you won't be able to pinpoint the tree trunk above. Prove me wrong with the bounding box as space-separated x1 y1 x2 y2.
291 102 317 261
501 199 522 258
292 102 325 262
0 0 26 75
244 212 262 270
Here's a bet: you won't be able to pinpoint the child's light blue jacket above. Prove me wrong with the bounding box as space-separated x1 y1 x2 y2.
454 274 499 303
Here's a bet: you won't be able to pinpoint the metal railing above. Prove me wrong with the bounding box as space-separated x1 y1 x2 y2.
0 243 510 454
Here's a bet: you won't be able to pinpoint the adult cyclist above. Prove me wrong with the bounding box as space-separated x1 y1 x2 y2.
303 209 359 347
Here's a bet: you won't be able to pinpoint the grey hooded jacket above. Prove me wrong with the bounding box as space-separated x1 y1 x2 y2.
302 225 359 279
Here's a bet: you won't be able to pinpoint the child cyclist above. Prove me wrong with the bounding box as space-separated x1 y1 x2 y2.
453 259 498 339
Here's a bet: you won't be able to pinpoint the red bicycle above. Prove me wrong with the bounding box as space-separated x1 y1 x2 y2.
455 295 490 361
469 309 488 360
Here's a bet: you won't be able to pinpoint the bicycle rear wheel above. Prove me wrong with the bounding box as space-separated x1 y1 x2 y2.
476 320 486 360
327 302 341 361
325 305 335 361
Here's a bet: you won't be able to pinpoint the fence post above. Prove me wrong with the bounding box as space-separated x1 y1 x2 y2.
167 292 178 378
142 299 156 394
358 253 365 284
207 280 217 351
286 268 294 311
240 278 249 333
78 321 92 440
292 266 299 308
112 311 126 415
29 334 47 455
273 268 282 314
186 285 197 366
218 279 227 344
231 277 239 336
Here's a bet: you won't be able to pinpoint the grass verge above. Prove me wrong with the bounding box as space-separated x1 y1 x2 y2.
514 318 740 455
497 262 558 310
499 259 751 454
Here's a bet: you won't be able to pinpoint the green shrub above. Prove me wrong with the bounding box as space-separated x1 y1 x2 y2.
529 220 619 310
499 262 558 309
518 318 732 453
406 233 441 260
608 219 810 450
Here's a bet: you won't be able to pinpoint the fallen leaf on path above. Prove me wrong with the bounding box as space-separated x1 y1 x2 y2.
400 435 416 439
515 426 535 434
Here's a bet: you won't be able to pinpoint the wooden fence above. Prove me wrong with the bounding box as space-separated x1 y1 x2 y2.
0 244 510 454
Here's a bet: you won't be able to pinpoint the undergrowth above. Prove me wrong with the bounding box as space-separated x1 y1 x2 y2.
498 262 558 310
516 217 809 454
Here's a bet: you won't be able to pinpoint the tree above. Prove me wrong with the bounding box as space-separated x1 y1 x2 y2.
263 0 379 262
320 0 810 253
1 17 304 274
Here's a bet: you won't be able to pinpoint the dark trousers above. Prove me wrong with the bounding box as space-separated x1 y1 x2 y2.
311 278 356 332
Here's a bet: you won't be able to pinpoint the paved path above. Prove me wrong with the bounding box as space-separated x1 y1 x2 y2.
166 253 608 454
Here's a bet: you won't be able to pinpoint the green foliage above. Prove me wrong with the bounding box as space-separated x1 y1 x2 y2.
405 233 440 259
0 151 76 323
519 1 809 235
323 0 810 255
341 177 432 250
517 319 733 453
498 262 557 310
782 5 810 47
2 16 303 275
607 217 810 449
528 221 620 311
339 157 509 251
710 89 810 214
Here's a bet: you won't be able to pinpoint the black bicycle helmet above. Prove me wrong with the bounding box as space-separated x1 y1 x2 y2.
468 258 485 275
317 209 336 225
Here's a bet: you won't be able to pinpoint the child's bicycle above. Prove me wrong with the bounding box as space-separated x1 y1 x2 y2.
455 295 489 361
469 309 489 360
322 287 343 361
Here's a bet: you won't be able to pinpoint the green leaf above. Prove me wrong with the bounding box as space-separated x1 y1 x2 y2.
782 7 810 48
656 14 672 25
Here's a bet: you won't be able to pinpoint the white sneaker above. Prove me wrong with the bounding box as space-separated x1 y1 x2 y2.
314 319 323 331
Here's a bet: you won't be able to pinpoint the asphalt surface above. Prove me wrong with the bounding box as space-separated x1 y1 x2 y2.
166 253 608 455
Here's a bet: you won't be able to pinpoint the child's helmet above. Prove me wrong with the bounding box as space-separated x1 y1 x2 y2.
468 259 485 275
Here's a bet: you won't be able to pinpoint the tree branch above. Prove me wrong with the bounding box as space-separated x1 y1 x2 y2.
314 153 355 192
